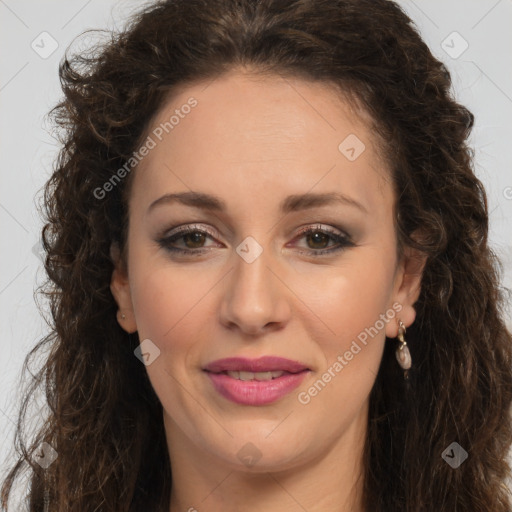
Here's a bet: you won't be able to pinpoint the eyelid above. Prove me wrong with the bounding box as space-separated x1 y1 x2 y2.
293 223 349 240
163 223 220 240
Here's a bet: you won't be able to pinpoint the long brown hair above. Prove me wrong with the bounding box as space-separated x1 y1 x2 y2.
2 0 511 510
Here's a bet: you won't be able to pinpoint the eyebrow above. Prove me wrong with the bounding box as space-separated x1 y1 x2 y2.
147 191 368 215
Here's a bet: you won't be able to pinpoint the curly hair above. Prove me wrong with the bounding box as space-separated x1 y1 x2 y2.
2 0 512 510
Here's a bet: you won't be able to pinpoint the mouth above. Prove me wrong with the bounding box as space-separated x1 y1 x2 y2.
210 369 297 381
203 356 311 406
203 355 310 374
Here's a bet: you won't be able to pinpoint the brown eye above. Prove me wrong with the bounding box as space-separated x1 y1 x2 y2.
157 225 220 255
305 231 331 250
292 225 354 256
182 231 208 248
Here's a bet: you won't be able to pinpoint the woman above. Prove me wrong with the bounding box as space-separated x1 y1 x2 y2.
2 0 511 510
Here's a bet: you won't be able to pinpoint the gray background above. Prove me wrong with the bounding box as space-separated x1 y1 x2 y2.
1 0 511 503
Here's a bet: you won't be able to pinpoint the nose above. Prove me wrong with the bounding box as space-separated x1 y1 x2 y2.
219 244 292 336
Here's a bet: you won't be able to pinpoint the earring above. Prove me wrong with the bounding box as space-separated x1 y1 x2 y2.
396 319 411 379
118 311 126 320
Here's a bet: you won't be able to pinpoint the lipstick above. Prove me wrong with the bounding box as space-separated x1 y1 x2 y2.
203 356 310 406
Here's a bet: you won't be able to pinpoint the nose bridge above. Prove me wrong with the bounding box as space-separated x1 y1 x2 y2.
235 239 272 298
220 236 290 333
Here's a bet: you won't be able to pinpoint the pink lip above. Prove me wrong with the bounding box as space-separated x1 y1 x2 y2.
203 356 310 406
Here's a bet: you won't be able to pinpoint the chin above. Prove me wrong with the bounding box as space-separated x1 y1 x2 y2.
205 434 308 473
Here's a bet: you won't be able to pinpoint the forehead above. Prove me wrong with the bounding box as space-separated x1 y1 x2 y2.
130 69 393 217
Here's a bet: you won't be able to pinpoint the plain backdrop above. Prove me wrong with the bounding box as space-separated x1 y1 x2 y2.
1 0 511 504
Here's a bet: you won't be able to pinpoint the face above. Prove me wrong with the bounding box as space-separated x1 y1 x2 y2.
110 68 423 475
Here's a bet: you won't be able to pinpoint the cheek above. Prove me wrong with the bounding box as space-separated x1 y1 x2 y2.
130 265 211 345
296 250 397 412
128 265 213 416
304 252 396 347
294 270 392 424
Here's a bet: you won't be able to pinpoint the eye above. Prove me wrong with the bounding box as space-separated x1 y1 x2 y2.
156 224 221 256
291 224 354 256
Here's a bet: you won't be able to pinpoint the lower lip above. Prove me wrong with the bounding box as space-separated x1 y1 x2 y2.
205 371 310 406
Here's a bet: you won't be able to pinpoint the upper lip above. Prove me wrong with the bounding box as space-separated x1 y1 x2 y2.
203 356 310 374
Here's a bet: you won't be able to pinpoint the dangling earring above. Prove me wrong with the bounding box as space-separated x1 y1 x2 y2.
396 319 411 380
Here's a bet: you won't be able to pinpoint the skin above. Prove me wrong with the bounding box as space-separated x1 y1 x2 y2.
110 67 426 512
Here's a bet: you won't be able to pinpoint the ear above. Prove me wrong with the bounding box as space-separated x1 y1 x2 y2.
386 232 428 338
110 241 137 333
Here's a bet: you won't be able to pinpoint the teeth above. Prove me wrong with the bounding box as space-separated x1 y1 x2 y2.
226 370 285 381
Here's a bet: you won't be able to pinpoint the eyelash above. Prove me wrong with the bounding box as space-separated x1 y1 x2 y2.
156 223 354 257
